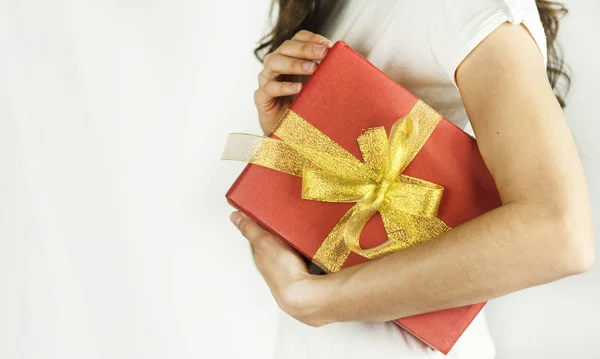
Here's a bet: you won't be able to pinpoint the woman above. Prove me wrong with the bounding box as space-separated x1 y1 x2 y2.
230 1 594 358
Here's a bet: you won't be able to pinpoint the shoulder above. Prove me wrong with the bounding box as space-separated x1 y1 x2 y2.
425 0 547 86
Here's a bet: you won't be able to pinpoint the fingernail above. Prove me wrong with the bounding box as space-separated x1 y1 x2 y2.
319 39 334 48
230 211 242 227
313 45 326 56
303 61 316 71
290 83 302 93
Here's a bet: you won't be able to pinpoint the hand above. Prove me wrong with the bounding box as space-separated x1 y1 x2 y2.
230 211 332 327
254 30 333 134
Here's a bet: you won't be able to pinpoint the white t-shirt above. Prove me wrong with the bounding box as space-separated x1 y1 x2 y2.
274 1 547 358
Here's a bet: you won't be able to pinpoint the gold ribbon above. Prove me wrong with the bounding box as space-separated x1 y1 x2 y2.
223 100 451 272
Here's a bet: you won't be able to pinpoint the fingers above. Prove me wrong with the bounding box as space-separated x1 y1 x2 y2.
291 29 333 47
263 80 302 98
253 31 333 127
232 212 270 244
230 211 285 280
255 30 333 95
258 40 325 87
260 53 317 85
231 211 279 262
230 210 310 284
276 39 330 60
253 81 301 110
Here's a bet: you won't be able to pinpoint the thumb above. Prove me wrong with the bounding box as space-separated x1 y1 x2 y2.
230 211 309 279
230 211 275 255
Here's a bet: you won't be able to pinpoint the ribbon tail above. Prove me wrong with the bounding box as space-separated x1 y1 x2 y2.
222 133 307 176
312 208 356 273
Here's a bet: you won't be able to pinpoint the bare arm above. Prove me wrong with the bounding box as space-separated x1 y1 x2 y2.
230 25 594 326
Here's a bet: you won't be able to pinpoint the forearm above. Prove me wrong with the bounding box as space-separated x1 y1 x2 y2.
315 200 592 324
309 23 596 325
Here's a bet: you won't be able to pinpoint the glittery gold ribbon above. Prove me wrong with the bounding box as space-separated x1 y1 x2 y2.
223 100 451 272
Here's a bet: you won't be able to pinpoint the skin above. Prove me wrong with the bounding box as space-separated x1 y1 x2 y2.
231 26 595 327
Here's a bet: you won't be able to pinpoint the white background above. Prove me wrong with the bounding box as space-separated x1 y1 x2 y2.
0 1 598 358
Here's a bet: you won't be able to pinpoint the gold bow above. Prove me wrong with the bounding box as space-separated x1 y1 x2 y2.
223 100 451 272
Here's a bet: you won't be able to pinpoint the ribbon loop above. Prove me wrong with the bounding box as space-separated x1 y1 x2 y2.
385 175 444 218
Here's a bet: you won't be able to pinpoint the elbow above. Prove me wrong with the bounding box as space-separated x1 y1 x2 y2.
552 210 595 276
561 234 595 276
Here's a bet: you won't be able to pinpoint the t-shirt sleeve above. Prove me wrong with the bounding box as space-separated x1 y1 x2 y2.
427 0 548 87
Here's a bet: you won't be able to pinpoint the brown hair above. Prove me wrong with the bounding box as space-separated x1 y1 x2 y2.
255 0 571 107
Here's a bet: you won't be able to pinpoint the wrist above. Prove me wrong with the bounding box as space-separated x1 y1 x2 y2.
279 274 342 327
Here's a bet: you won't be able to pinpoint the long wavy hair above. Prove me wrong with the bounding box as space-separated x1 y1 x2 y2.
255 1 571 107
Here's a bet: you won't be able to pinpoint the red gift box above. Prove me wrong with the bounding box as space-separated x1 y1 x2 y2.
225 41 501 354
